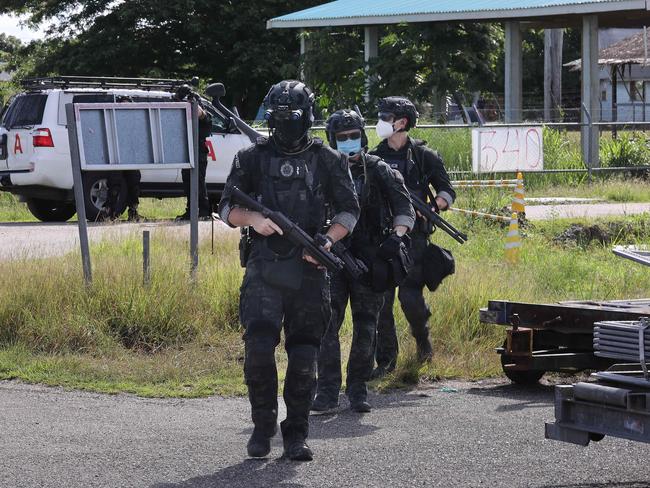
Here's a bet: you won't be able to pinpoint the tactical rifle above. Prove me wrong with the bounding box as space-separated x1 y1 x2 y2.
410 193 468 244
231 186 345 274
330 241 369 282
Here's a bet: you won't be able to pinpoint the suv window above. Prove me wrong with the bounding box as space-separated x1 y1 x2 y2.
2 94 47 129
208 107 234 134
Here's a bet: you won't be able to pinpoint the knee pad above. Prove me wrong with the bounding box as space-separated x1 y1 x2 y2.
287 344 318 376
244 335 277 383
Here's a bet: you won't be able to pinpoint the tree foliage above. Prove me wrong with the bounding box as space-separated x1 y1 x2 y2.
3 1 569 119
301 23 502 118
0 0 323 117
369 24 502 106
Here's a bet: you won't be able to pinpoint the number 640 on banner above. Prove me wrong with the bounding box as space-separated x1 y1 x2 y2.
472 127 543 173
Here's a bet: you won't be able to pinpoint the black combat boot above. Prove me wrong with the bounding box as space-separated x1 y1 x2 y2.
370 361 396 380
283 434 313 461
415 334 433 362
347 384 371 413
247 424 278 458
310 393 338 412
127 206 143 222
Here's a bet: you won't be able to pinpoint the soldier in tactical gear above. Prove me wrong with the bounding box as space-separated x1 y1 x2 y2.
370 96 456 377
312 109 414 413
218 80 359 461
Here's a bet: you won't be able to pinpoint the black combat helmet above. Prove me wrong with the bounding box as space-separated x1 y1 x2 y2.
377 97 419 130
263 80 315 151
325 109 368 150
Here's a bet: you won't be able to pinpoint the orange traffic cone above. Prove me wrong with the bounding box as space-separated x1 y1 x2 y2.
512 172 525 214
505 212 521 264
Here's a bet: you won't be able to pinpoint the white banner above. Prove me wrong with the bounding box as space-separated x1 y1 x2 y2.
472 127 543 173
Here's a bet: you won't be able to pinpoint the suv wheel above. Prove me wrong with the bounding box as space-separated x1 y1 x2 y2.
25 198 77 222
82 172 127 221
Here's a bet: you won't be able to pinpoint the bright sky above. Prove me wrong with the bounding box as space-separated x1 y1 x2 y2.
0 14 47 42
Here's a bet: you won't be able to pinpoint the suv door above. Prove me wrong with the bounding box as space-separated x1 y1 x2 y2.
204 107 252 187
2 93 48 172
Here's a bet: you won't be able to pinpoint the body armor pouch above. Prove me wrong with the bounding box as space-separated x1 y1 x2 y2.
260 240 304 291
423 243 455 291
369 234 412 292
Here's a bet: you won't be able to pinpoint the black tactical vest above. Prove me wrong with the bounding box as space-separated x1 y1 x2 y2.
349 154 391 249
257 140 325 254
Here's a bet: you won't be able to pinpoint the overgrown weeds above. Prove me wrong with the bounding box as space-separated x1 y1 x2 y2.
2 216 649 397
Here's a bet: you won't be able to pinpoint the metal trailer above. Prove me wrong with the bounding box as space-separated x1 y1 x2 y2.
546 365 650 445
479 298 650 384
481 244 650 384
544 247 650 445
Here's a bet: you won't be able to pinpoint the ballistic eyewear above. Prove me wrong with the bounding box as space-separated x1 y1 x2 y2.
335 131 362 142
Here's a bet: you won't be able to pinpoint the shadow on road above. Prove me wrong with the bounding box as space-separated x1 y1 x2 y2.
538 482 650 488
309 408 379 440
150 458 306 488
466 383 555 412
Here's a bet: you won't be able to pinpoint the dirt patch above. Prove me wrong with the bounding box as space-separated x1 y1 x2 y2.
554 224 611 247
553 221 650 247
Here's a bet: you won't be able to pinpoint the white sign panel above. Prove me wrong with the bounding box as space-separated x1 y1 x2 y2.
472 127 543 173
75 102 195 171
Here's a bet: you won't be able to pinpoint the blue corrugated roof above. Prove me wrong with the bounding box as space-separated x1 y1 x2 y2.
269 0 645 27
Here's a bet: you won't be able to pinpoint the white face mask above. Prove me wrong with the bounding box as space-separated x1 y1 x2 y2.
375 120 395 139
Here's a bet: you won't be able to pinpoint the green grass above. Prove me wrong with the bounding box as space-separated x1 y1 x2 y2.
1 212 650 397
380 214 650 388
0 195 192 223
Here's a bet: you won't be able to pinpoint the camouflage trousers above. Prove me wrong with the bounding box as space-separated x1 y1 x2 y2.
239 256 330 440
375 235 432 370
316 270 385 401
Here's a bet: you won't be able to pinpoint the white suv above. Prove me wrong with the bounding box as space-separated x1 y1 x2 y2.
0 77 258 221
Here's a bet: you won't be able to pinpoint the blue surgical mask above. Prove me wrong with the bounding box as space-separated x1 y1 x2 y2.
337 138 362 157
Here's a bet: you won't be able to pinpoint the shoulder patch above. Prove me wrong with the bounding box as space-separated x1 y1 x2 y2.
255 136 269 146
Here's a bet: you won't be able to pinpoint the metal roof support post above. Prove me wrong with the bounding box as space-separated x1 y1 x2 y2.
544 29 564 122
300 29 310 82
582 14 600 169
364 26 379 103
505 21 523 123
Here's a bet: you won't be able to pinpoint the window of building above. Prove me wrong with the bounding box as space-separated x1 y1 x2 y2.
630 81 644 102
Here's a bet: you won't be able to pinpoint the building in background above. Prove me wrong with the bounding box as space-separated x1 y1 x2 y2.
568 28 650 122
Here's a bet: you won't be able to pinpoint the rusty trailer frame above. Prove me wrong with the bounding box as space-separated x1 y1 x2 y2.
480 299 650 384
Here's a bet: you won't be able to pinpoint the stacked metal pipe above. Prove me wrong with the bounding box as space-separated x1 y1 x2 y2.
593 319 650 363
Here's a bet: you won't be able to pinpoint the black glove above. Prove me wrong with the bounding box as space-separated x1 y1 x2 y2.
379 233 405 260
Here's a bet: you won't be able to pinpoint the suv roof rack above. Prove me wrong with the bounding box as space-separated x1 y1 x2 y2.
21 76 191 91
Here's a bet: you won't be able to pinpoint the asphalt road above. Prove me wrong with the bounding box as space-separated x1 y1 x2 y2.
525 202 650 221
1 379 648 488
0 219 233 260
